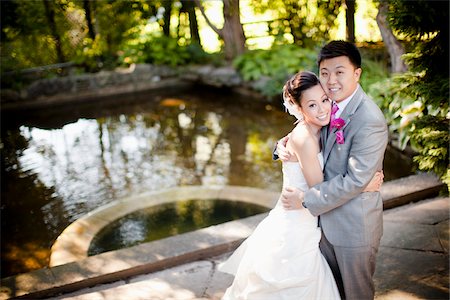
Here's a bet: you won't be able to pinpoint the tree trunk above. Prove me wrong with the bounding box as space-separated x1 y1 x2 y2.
376 0 407 73
162 0 172 37
43 0 65 63
345 0 355 43
222 0 246 60
83 0 96 40
194 0 245 60
181 0 201 45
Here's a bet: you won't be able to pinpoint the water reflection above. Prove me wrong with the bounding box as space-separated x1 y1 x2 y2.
0 87 413 277
88 199 269 256
1 88 288 277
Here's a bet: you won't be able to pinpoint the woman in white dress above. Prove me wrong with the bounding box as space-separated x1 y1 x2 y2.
219 71 382 300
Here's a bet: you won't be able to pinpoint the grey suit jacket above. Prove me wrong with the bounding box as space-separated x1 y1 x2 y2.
304 85 388 248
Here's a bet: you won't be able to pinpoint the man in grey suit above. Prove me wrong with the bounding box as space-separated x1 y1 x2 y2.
279 41 388 299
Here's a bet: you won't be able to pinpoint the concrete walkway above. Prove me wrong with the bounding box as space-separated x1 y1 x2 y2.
0 174 447 300
49 196 449 300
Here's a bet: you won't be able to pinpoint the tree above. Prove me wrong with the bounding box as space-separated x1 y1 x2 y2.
345 0 355 43
387 0 449 189
0 0 19 42
250 0 342 48
43 0 65 63
376 0 406 73
162 0 173 37
83 0 96 41
181 0 201 45
195 0 246 60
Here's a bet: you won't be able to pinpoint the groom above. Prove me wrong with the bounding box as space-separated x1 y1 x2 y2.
279 41 388 299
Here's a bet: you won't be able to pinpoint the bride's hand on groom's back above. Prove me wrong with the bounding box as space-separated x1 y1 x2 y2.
281 187 305 210
276 135 295 162
364 170 384 192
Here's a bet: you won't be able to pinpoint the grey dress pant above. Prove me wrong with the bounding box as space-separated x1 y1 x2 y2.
320 232 379 300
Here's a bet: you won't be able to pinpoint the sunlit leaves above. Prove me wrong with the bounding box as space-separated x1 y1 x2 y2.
371 0 449 190
411 115 449 188
118 34 210 67
249 0 342 47
232 44 316 96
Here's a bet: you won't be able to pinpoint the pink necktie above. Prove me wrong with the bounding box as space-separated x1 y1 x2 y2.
330 102 339 132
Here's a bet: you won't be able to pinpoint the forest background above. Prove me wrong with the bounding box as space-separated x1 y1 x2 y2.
1 0 448 189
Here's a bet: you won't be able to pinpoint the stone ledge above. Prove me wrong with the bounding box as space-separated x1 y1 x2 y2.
0 174 445 300
1 78 191 112
49 186 278 267
0 214 266 299
380 173 445 209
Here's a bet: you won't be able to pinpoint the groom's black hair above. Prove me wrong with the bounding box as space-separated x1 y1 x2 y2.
318 40 362 69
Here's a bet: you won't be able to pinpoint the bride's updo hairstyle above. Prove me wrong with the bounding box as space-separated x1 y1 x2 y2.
283 71 320 106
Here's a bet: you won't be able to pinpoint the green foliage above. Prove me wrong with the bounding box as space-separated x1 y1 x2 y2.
387 0 448 38
234 44 390 100
118 34 210 67
368 74 422 150
233 44 317 97
1 0 59 71
360 58 389 91
378 0 450 190
1 0 162 73
249 0 342 47
73 36 106 71
411 115 449 189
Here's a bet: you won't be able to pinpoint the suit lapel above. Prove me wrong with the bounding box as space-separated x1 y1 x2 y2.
320 126 328 152
323 85 365 163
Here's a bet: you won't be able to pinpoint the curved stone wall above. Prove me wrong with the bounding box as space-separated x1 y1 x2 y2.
49 185 279 267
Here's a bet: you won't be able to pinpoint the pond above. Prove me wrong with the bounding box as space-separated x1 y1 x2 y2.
88 199 269 256
1 85 414 278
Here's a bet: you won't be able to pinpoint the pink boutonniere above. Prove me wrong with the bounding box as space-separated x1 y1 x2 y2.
335 130 345 144
330 117 346 144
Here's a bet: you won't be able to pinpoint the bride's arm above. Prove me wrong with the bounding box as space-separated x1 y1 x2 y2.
281 127 322 210
290 128 323 188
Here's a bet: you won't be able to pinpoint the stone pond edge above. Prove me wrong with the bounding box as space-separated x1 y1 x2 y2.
0 173 445 299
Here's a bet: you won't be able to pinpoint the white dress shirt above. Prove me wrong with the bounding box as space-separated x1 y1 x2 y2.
335 85 359 118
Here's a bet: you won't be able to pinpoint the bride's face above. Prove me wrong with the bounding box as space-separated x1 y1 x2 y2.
299 84 331 128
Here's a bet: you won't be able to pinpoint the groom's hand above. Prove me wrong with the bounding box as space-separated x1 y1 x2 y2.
281 187 304 210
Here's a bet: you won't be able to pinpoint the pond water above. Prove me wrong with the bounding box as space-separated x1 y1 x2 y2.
1 86 414 278
88 199 269 256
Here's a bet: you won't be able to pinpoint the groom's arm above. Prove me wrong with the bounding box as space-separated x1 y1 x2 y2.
303 118 388 216
272 145 279 160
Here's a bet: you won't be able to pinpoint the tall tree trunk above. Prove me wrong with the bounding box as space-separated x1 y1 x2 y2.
194 0 245 61
162 0 172 37
182 0 201 45
83 0 96 40
345 0 355 43
43 0 65 63
221 0 246 60
376 0 407 73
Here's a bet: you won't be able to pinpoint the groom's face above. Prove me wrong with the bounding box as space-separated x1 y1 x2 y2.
319 56 362 103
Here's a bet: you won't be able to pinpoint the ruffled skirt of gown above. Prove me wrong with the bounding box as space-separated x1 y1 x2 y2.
219 159 340 300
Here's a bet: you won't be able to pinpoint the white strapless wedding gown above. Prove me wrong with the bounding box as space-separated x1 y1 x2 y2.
219 154 340 300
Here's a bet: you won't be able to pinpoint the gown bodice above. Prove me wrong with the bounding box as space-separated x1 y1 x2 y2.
282 152 324 191
274 153 323 220
219 152 340 300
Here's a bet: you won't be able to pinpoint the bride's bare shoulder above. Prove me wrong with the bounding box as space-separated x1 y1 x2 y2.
290 124 315 146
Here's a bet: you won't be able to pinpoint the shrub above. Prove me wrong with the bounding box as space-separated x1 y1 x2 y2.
118 35 211 67
233 44 317 97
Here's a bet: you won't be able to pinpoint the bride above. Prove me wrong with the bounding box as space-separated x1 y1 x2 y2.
219 71 382 299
